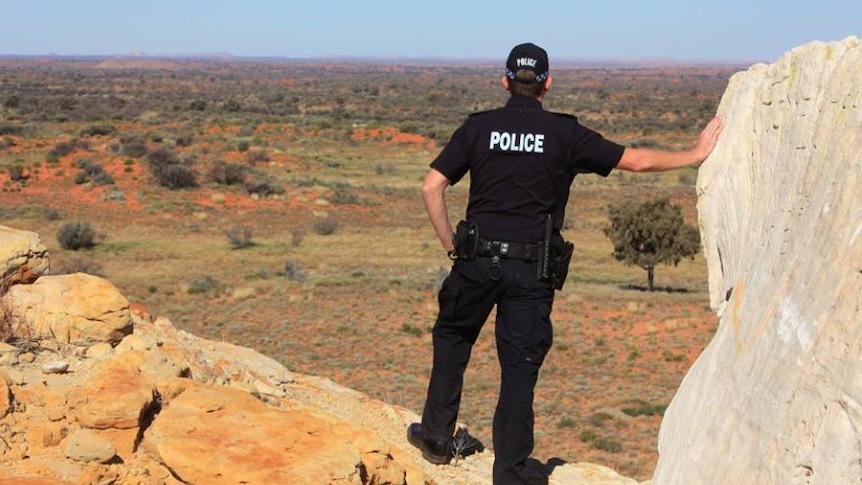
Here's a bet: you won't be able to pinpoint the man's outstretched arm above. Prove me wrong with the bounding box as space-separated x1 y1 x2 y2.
422 168 456 253
616 116 724 172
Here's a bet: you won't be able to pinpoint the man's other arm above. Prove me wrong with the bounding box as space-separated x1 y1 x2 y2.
422 168 456 253
616 116 723 172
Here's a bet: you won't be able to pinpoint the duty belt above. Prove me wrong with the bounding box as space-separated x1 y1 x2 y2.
476 238 539 261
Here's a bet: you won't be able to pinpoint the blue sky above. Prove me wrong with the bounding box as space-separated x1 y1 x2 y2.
2 0 859 63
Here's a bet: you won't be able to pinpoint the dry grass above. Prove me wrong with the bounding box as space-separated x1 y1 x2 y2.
1 100 719 482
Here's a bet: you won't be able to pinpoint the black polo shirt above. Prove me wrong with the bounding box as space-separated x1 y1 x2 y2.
430 95 625 242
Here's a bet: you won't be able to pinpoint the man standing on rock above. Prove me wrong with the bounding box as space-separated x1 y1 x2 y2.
407 42 723 485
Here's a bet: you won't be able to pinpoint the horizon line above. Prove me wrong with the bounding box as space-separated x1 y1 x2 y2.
0 51 758 68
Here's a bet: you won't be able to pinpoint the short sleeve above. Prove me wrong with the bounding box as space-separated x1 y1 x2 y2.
571 126 626 177
430 126 470 185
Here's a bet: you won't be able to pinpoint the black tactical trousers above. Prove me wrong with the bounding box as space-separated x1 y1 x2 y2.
421 256 554 485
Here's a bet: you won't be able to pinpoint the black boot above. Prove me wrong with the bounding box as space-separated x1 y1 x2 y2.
407 423 453 465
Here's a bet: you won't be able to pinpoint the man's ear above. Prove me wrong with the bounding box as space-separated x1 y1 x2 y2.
501 76 511 92
544 75 553 92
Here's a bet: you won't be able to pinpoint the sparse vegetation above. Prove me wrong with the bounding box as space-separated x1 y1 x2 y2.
57 221 97 250
147 147 197 189
209 161 247 186
312 216 339 235
73 159 114 186
187 276 223 296
53 254 104 275
0 58 731 480
225 225 254 249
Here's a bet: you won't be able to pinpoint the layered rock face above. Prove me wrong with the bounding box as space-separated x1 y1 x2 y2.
654 37 862 484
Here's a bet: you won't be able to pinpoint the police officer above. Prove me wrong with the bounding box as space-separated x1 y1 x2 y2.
407 42 723 485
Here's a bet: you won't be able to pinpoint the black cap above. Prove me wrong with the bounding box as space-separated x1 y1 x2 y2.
506 42 549 83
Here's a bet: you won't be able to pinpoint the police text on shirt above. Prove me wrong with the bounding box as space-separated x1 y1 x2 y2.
489 131 545 153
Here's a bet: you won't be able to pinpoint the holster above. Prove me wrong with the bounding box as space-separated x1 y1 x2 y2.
452 220 479 260
538 235 574 290
549 238 574 290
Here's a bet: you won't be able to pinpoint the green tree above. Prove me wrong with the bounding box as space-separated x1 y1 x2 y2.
603 198 700 291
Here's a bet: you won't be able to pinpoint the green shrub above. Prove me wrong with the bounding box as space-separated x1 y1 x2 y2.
592 437 622 453
557 417 577 429
621 401 667 417
400 322 424 337
57 221 96 250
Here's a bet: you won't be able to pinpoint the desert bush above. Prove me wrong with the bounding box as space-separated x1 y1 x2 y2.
592 437 622 453
147 147 179 170
621 400 667 417
312 216 338 236
282 260 307 282
79 124 117 137
6 163 28 183
57 221 96 250
174 133 194 147
58 96 77 111
120 134 148 158
3 95 20 109
147 147 197 189
557 417 577 429
156 164 197 189
290 228 305 247
53 254 104 275
400 322 424 337
374 163 396 176
223 98 242 112
236 140 250 152
244 175 284 198
0 137 17 151
189 99 207 111
47 140 78 159
187 275 223 296
44 208 61 221
74 159 114 186
0 124 24 136
237 124 256 137
329 183 359 205
209 161 247 186
225 225 254 249
245 149 270 164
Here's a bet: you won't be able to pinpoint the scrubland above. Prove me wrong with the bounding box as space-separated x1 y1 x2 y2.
0 57 739 479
